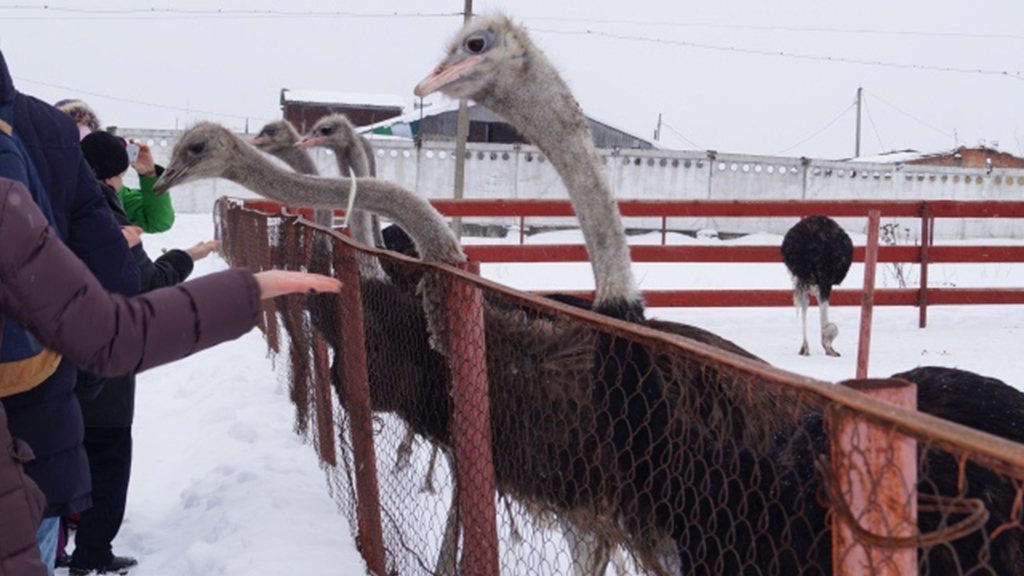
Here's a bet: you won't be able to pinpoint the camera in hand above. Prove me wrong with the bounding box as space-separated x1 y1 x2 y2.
126 142 140 163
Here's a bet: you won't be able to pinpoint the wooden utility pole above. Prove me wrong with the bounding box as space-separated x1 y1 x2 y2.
655 113 662 141
855 87 863 158
452 0 473 239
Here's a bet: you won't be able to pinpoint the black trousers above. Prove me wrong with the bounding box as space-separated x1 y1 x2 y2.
71 426 132 567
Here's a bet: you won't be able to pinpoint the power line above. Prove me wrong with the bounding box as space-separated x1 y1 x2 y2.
773 103 856 156
4 5 1021 42
864 90 955 140
14 76 273 124
862 98 886 152
0 5 461 20
528 27 1024 81
660 121 704 150
525 16 1024 42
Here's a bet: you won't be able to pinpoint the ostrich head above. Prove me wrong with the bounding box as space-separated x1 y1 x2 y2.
297 114 359 150
414 13 533 102
154 122 243 194
249 119 301 153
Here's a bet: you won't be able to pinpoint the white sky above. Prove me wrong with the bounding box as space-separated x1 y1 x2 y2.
1 0 1022 160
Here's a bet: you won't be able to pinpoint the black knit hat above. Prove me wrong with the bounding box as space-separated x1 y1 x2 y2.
81 131 129 180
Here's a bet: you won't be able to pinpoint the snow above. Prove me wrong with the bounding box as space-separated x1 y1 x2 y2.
65 213 1024 575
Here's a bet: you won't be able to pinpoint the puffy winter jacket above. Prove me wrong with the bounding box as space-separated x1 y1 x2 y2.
0 401 46 576
0 174 260 574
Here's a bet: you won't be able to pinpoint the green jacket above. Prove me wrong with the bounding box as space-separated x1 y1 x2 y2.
117 165 174 233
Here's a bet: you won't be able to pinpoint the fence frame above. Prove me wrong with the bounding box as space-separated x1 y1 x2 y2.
219 198 1024 576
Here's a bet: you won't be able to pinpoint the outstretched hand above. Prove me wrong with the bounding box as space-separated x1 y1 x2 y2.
185 239 220 261
254 270 342 300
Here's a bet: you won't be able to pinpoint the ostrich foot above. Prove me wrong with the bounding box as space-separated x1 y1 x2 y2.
825 347 841 357
799 342 810 356
421 445 440 494
394 428 416 473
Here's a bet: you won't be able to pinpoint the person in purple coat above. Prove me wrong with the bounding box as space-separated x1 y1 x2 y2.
0 175 341 576
0 48 140 574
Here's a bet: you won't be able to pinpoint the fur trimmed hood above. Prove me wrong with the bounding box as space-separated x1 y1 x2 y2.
55 100 101 136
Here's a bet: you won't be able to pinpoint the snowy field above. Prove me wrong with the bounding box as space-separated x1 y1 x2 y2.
61 213 1024 576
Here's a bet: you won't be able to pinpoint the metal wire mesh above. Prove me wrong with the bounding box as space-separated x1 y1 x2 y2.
214 198 1024 576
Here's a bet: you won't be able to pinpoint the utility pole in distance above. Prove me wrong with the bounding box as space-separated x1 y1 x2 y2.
855 87 863 158
452 0 473 239
655 113 662 141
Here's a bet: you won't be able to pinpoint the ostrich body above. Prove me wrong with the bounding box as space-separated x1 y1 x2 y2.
781 215 853 356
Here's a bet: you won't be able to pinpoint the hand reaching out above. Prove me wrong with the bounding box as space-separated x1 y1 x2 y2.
254 270 342 300
121 226 143 248
184 239 220 261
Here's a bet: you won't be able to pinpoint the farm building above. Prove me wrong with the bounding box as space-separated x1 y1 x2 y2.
280 88 405 132
362 101 656 149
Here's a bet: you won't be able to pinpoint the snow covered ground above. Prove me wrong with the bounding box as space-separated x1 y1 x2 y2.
61 213 1023 575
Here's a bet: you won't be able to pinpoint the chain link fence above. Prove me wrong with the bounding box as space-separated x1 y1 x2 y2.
215 197 1024 576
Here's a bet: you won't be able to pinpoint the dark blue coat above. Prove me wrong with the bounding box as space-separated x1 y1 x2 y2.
0 50 140 517
77 183 194 429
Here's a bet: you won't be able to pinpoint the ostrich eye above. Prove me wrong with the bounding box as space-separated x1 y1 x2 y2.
464 33 489 54
320 127 332 136
187 141 206 155
264 128 276 137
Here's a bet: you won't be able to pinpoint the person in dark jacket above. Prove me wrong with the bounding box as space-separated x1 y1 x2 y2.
0 49 141 575
69 132 219 574
0 175 341 576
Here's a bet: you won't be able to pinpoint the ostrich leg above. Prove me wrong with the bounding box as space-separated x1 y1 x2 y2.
434 450 461 576
796 289 811 356
819 297 840 356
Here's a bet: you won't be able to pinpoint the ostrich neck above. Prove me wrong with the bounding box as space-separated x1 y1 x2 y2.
478 65 638 307
272 146 319 176
327 137 378 250
226 141 465 265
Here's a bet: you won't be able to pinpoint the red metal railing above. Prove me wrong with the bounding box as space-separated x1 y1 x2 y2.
242 199 1024 327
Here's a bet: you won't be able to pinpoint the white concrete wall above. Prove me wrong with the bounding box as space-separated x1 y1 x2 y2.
122 128 1024 239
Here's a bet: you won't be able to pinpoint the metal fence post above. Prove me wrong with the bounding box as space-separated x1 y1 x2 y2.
919 203 933 329
333 239 387 576
447 261 499 576
856 210 881 379
832 378 918 575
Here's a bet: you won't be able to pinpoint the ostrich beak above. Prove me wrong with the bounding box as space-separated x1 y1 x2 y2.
296 136 328 149
414 56 484 97
153 165 186 195
248 135 268 146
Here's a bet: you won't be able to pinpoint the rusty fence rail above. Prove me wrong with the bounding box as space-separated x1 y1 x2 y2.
243 198 1024 328
217 197 1024 576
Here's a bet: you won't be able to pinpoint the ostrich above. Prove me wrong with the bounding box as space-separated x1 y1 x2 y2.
153 122 770 573
296 113 385 249
249 119 320 176
414 13 1024 575
153 17 1024 573
781 215 853 356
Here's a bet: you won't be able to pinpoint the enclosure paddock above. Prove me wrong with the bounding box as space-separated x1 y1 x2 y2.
217 197 1024 576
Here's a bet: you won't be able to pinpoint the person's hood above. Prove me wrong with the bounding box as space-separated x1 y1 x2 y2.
0 50 15 106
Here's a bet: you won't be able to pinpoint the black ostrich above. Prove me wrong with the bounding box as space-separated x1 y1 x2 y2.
781 215 854 356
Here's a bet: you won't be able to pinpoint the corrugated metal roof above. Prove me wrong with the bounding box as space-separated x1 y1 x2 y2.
282 89 405 109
